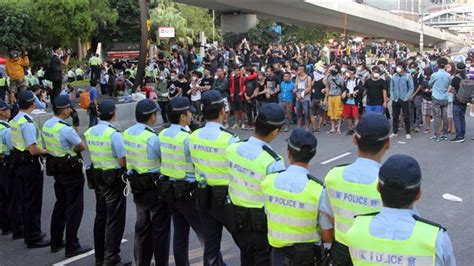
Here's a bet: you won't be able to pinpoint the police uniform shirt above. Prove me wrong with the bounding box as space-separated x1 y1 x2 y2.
236 136 285 174
0 120 12 155
319 158 381 216
43 116 81 151
197 121 240 144
273 165 333 232
88 121 125 165
366 207 456 266
126 123 160 173
12 111 40 148
159 124 194 181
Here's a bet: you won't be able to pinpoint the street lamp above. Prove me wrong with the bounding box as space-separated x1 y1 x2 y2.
133 0 150 92
420 1 424 53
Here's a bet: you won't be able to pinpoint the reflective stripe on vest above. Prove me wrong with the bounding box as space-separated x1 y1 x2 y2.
0 122 9 154
0 78 6 87
324 166 381 245
227 143 281 208
158 128 193 180
42 120 75 157
262 173 322 248
10 115 43 152
189 128 233 186
123 127 160 174
347 216 438 266
84 126 119 170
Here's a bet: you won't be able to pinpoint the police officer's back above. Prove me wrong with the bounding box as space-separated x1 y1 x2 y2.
188 90 239 266
0 102 12 235
42 95 91 257
158 97 205 265
261 129 333 265
123 99 170 266
84 100 129 266
320 112 391 265
346 155 456 266
225 103 286 266
10 90 49 248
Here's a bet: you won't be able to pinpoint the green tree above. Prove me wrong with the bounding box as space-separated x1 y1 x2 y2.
98 0 141 43
0 1 39 50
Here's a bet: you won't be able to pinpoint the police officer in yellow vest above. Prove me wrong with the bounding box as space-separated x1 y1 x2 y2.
320 112 391 265
89 53 101 81
346 154 456 266
261 128 333 265
10 90 49 247
189 90 239 266
123 99 171 266
0 73 8 102
0 102 12 235
226 103 286 266
84 100 130 266
75 65 84 81
158 97 205 265
42 95 92 257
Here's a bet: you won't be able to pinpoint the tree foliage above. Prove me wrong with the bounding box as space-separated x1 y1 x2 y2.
0 1 39 50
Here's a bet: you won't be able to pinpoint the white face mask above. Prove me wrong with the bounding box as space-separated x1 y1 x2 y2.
466 64 471 68
341 67 346 73
356 66 362 72
373 73 380 79
159 76 164 81
345 72 350 77
396 67 402 73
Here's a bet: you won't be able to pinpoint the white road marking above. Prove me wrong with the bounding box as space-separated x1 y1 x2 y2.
320 152 351 165
52 239 128 266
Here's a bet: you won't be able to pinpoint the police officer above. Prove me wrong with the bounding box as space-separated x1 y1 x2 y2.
10 90 49 247
158 97 205 265
123 99 170 266
261 129 333 265
188 90 239 266
346 154 456 265
0 102 12 235
84 100 129 266
226 103 286 265
42 95 91 257
320 112 391 265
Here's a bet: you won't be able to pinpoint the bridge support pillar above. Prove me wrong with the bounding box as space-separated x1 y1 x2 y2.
221 13 257 33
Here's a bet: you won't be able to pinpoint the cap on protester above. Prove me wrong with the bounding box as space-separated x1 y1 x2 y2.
53 95 72 109
257 103 285 127
17 90 35 103
455 62 466 72
201 90 224 106
355 112 391 142
169 96 196 113
136 99 158 117
346 65 356 74
379 154 422 190
287 128 317 153
0 101 12 111
98 100 116 116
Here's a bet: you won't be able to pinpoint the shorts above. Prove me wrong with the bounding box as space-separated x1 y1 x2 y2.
9 79 27 93
310 99 325 116
365 105 384 113
327 95 344 120
447 102 453 118
343 104 359 119
296 100 310 120
231 98 243 111
422 99 432 117
223 97 230 112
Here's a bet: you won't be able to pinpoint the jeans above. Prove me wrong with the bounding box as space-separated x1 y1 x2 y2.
245 99 257 126
409 95 423 129
392 100 410 134
432 99 448 137
365 104 384 113
89 113 98 128
296 100 310 121
453 104 466 139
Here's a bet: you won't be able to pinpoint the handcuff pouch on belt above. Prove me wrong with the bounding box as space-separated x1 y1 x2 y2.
279 243 322 266
86 165 123 190
230 205 267 233
10 149 37 167
159 176 196 203
327 240 352 266
0 155 10 166
46 154 82 176
126 170 159 193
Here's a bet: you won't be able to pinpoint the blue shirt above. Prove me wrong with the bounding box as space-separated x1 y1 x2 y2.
368 207 456 266
89 86 98 102
126 123 160 173
87 120 125 162
429 69 451 101
34 95 46 110
0 120 12 155
236 136 285 175
197 121 240 144
43 116 82 150
320 157 381 217
160 123 195 181
13 111 40 148
279 80 294 102
390 73 414 102
273 165 333 230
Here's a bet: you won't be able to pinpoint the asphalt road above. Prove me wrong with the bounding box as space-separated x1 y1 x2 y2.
0 115 473 266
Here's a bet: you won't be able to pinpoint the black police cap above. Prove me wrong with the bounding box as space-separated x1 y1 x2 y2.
17 90 35 103
288 128 317 153
169 96 196 113
0 101 12 111
136 99 158 116
355 112 390 142
257 103 285 126
53 95 72 109
98 100 116 116
379 154 422 190
201 90 224 105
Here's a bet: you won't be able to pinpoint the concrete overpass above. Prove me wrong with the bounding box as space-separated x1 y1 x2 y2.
176 0 464 47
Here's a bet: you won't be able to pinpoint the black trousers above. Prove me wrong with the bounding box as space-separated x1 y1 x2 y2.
50 171 85 252
158 101 169 124
16 160 43 244
198 197 228 266
94 180 127 265
52 80 62 102
170 195 205 266
232 230 270 266
0 163 11 233
91 65 100 81
392 100 411 134
8 165 23 236
133 189 171 266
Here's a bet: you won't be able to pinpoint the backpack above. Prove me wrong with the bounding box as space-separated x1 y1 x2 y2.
456 74 474 104
79 90 91 109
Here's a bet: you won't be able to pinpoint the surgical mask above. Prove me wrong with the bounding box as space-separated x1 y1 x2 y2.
345 72 350 77
356 66 362 72
431 61 436 66
409 68 416 74
373 73 380 79
170 75 176 81
396 67 402 73
466 64 471 68
159 76 164 81
341 67 346 73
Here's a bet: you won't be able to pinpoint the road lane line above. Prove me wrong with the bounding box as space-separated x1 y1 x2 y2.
320 152 351 165
52 239 128 266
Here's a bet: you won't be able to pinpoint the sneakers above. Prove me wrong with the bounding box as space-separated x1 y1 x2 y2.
450 137 465 143
346 129 355 136
430 135 441 142
406 134 412 140
440 135 449 141
231 124 238 130
414 127 420 133
390 133 398 138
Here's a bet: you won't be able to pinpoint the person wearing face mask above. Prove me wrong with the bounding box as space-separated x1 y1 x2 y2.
342 66 363 135
408 63 424 133
310 66 327 133
155 72 169 124
167 70 182 100
428 58 451 142
324 64 344 134
389 61 414 140
356 64 371 83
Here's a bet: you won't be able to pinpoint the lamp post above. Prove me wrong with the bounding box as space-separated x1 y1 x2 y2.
419 1 424 54
134 0 150 92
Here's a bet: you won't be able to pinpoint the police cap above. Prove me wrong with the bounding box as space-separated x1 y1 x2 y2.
201 90 224 106
257 103 285 127
98 100 116 116
136 99 158 116
379 154 422 190
288 128 317 153
53 95 72 109
169 96 196 113
17 90 35 103
355 112 390 142
0 101 12 111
